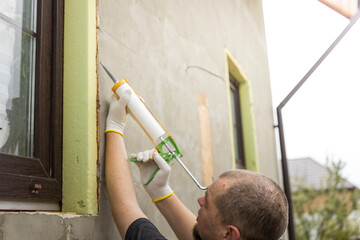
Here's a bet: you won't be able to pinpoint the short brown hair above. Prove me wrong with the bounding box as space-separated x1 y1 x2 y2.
215 170 288 240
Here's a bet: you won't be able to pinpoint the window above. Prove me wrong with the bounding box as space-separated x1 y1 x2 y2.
0 0 63 204
229 75 246 169
226 50 259 171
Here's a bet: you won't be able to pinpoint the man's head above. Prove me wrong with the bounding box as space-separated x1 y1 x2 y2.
194 169 288 240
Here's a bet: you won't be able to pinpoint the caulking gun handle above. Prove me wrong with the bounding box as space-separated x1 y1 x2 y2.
144 168 160 185
128 152 171 163
142 152 174 185
128 152 172 185
143 152 172 185
127 157 159 185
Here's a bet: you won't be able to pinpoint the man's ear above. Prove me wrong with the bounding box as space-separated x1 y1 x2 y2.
225 225 240 240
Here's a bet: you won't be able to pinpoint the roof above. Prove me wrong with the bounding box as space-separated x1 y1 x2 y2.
288 157 356 191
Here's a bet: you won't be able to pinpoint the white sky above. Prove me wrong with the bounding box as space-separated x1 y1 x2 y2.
263 0 360 187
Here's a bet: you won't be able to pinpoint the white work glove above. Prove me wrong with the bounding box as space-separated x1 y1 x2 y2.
130 149 173 203
105 90 132 137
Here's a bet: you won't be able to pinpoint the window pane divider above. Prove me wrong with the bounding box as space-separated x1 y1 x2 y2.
0 12 36 37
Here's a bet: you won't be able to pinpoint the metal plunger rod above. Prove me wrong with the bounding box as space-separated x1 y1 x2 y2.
160 137 209 190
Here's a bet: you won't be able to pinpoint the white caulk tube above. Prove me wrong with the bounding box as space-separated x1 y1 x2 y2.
101 62 166 144
112 79 166 142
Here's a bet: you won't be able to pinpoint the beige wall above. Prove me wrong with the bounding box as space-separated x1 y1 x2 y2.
0 1 279 239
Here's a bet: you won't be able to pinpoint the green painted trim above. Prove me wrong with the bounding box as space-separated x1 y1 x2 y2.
238 82 259 171
225 49 259 172
62 0 98 214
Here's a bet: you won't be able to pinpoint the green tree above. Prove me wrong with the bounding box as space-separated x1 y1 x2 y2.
292 160 360 240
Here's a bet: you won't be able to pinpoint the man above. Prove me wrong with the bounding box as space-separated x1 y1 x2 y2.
105 91 288 240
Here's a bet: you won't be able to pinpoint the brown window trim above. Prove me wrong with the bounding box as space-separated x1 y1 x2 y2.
0 0 63 202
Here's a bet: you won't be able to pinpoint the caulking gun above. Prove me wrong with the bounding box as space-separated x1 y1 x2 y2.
101 63 209 190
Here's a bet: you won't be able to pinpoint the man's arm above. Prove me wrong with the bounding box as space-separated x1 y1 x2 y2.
106 132 146 239
155 194 197 240
105 91 146 239
105 89 196 239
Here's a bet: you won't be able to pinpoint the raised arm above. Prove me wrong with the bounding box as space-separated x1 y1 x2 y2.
155 194 197 240
105 91 146 239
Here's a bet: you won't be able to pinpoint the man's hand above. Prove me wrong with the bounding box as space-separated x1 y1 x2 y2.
130 149 173 202
105 90 131 137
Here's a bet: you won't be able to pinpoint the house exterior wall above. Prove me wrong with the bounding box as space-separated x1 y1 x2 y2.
0 0 279 239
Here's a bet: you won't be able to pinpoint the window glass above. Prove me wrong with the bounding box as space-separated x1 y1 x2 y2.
0 0 37 157
0 0 37 31
230 77 246 169
230 88 240 160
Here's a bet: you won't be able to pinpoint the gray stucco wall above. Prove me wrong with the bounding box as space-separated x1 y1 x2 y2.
0 0 279 239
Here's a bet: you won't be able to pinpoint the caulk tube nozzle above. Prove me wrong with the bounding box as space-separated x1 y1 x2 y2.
100 62 120 84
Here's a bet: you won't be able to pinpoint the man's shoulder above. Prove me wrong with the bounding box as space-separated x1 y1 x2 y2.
125 218 167 240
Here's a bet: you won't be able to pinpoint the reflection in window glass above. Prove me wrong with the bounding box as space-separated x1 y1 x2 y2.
230 77 245 169
0 0 37 31
231 89 239 160
0 0 37 157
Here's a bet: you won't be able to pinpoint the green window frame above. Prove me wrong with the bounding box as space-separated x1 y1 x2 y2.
226 50 259 171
